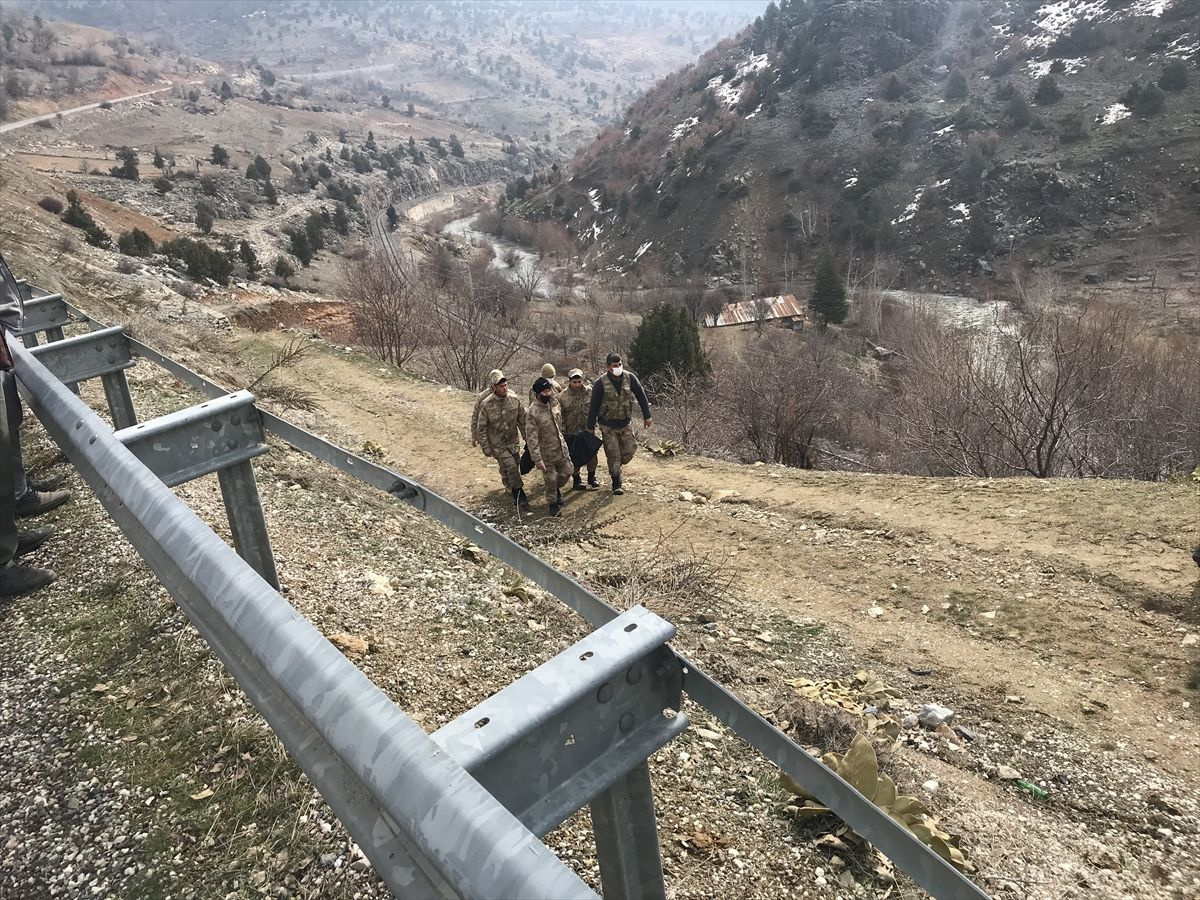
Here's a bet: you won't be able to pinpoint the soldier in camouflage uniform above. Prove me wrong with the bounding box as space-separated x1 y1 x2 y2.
528 362 562 404
586 353 651 495
474 372 530 508
558 367 599 491
526 376 572 516
471 369 504 448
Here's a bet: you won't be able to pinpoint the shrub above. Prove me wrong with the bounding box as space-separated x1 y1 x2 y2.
1058 108 1089 143
195 202 215 234
153 175 173 194
115 257 141 275
37 196 63 214
800 101 836 138
1159 60 1188 92
880 74 906 102
274 257 295 282
943 70 968 101
61 191 91 228
1002 92 1032 131
1033 75 1062 105
211 144 229 166
1121 81 1165 117
160 237 232 284
117 228 155 257
110 146 139 181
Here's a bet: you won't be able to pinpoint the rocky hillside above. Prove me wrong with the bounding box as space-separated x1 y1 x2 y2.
523 0 1199 293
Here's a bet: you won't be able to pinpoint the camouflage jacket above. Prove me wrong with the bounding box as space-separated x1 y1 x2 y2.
526 396 568 465
557 384 593 434
476 391 526 453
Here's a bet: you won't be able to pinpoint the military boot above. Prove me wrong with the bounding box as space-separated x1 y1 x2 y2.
572 473 586 492
611 474 624 495
587 472 600 489
0 561 55 597
516 488 532 509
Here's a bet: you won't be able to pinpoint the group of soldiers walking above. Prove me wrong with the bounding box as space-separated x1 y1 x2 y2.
472 353 652 516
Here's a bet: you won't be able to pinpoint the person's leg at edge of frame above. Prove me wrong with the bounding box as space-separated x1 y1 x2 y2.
0 369 55 596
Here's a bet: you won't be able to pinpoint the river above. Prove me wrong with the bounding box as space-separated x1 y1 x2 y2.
443 214 548 297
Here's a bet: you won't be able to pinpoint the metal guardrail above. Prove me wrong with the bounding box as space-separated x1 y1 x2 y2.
9 333 597 900
22 290 990 899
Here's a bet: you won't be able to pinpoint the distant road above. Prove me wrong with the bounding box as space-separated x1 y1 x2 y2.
0 86 174 135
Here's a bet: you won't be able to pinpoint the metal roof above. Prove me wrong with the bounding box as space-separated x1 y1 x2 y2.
705 294 808 327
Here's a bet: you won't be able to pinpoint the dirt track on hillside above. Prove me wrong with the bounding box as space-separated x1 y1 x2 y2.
235 328 1200 776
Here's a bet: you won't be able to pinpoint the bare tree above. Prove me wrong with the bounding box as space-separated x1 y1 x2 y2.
344 248 425 368
885 299 1196 478
426 272 526 391
654 368 723 452
723 333 849 468
512 257 545 303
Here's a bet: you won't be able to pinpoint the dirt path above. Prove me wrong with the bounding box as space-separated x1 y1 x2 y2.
0 86 176 135
237 328 1200 783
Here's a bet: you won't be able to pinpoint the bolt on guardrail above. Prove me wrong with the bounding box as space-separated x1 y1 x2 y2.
22 288 991 899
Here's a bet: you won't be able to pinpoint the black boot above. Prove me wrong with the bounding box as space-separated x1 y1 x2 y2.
516 488 531 509
0 561 55 597
611 474 623 495
587 472 600 489
572 473 586 492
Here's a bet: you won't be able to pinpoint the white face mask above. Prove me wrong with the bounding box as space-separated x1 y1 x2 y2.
611 366 624 377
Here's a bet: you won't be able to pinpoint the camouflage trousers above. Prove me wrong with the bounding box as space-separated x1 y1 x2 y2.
539 455 573 504
599 424 637 478
491 446 523 492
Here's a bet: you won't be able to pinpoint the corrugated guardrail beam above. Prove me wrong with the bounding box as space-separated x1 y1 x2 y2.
53 298 989 899
10 333 597 900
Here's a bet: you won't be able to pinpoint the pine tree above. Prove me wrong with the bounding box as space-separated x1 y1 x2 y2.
1002 92 1032 131
943 70 968 101
153 147 165 169
110 146 139 181
195 201 215 234
274 257 294 284
1033 75 1062 105
808 253 848 327
211 144 229 166
219 81 233 102
239 239 258 275
629 304 706 383
386 204 398 230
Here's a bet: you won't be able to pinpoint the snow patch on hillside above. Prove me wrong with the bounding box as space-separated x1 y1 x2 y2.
893 188 925 225
588 188 603 213
1026 57 1087 77
634 241 653 260
670 116 700 141
1028 0 1174 48
1099 103 1131 125
707 53 771 109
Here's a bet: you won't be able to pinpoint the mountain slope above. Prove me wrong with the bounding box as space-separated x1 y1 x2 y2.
528 0 1199 294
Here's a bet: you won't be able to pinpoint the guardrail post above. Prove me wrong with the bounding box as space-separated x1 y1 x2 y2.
100 372 138 430
433 606 682 896
591 762 668 900
217 460 279 590
18 293 71 348
29 325 138 426
115 391 279 588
